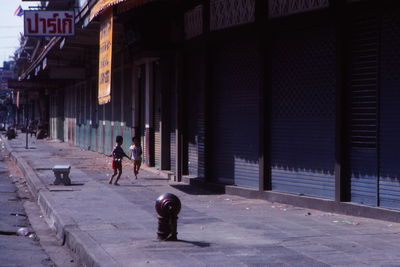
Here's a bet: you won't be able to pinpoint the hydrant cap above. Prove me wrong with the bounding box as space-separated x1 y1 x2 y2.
155 193 181 217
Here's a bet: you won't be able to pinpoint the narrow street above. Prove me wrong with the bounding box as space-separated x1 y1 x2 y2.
4 133 400 266
0 138 78 267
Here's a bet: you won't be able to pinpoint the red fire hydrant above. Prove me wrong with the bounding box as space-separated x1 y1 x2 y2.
155 193 181 241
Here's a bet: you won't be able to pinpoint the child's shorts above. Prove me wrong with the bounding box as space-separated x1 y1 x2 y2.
112 160 122 170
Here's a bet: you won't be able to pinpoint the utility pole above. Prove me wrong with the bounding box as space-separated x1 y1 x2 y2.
25 95 29 149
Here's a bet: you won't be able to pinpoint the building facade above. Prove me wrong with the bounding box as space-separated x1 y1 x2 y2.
12 0 400 220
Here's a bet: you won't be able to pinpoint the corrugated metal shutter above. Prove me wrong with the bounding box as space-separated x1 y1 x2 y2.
154 61 162 168
210 38 260 188
170 131 176 172
98 105 105 154
113 70 122 146
379 10 400 210
64 90 68 142
123 67 133 155
91 79 98 152
82 84 86 148
271 23 336 199
185 44 205 177
72 87 77 145
85 84 91 150
105 101 112 154
160 60 171 171
56 91 64 141
348 16 379 206
49 96 55 139
69 89 72 143
76 87 81 147
138 65 147 164
80 84 85 148
170 63 177 173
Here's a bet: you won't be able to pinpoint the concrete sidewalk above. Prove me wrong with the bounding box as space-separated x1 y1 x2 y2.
4 133 400 267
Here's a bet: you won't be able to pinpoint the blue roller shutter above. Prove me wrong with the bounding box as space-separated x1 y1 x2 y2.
138 65 147 164
348 15 379 206
379 10 400 210
185 44 205 178
210 38 260 188
271 23 336 199
154 61 161 168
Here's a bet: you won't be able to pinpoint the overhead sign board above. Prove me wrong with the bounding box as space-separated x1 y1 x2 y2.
24 10 75 36
98 12 113 105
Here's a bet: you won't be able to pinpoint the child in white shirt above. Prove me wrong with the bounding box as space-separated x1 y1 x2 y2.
130 137 142 179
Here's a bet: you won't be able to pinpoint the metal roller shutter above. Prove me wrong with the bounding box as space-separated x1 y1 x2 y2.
98 105 104 154
271 23 336 199
85 85 91 150
99 105 105 154
91 79 98 152
77 86 83 148
379 10 400 210
170 61 177 173
348 16 379 206
56 91 64 141
185 44 205 177
105 98 112 154
138 66 147 164
122 67 133 154
72 87 77 145
112 70 122 147
154 61 162 168
211 39 260 188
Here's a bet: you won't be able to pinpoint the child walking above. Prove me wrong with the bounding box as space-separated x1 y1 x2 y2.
109 136 130 185
130 136 142 179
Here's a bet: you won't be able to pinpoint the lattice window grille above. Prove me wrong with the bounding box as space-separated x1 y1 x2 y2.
210 0 255 31
185 5 203 40
271 27 336 118
269 0 329 18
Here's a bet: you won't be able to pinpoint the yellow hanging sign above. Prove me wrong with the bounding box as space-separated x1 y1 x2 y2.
98 12 113 105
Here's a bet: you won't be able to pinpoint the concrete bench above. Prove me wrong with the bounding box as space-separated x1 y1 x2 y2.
52 165 71 185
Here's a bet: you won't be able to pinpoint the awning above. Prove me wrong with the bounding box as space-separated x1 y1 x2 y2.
19 37 62 81
89 0 155 21
7 79 59 90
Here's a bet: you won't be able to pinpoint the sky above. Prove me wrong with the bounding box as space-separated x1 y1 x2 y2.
0 1 31 65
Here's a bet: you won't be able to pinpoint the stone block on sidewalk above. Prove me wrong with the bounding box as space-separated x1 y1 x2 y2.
52 165 71 185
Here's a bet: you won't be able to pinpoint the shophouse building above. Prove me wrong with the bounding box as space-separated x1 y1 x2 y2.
11 0 400 221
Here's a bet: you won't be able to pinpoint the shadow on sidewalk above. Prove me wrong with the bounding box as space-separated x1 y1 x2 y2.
143 177 169 181
176 239 211 248
171 184 224 196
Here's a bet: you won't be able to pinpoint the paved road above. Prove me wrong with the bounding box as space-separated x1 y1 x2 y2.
0 137 80 267
0 142 54 266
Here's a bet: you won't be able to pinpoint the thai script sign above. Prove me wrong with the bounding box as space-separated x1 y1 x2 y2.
98 12 113 105
24 11 75 36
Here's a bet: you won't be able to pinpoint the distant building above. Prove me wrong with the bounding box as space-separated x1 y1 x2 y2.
0 61 15 93
0 61 17 126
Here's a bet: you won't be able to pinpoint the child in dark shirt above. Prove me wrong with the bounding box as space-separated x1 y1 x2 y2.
109 136 130 185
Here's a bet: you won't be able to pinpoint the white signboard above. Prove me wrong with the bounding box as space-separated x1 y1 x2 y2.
24 10 75 36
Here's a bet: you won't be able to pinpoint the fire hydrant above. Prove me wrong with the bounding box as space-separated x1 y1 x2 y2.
155 193 181 241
